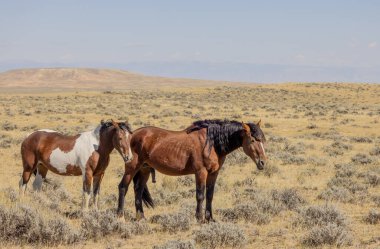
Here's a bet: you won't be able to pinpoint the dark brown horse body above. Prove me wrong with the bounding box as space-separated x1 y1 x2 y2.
20 120 133 210
118 119 267 221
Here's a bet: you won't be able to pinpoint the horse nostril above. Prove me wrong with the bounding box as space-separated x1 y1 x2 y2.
259 160 265 167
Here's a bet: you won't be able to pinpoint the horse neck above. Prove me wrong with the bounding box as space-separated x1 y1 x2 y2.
216 130 244 156
97 129 115 157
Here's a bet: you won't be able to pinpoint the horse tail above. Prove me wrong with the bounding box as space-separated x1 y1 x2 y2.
142 185 155 208
133 171 155 208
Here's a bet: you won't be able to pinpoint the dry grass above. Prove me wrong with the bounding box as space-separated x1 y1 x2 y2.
0 82 379 248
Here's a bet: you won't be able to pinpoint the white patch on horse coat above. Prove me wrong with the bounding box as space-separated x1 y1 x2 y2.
49 127 100 174
260 142 266 157
82 191 91 210
125 132 133 159
38 129 58 133
19 178 27 195
26 129 58 137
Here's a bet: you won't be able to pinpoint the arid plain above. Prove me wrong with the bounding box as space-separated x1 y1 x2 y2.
0 69 379 249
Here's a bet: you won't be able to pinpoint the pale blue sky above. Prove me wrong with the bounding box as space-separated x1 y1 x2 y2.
0 1 379 82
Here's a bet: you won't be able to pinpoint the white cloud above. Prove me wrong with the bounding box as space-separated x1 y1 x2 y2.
368 42 377 48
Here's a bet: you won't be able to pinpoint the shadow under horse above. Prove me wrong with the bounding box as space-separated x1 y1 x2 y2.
118 119 267 222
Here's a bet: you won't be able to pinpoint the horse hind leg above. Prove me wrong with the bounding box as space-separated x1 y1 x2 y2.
32 164 48 191
19 152 38 196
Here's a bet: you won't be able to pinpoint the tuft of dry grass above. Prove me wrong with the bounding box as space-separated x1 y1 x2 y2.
150 210 191 233
152 240 195 249
295 204 352 247
0 204 80 245
194 222 246 249
364 209 380 225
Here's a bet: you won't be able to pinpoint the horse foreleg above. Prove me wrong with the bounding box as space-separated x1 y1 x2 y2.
82 171 93 212
92 173 104 209
117 152 140 218
205 171 219 222
195 169 208 222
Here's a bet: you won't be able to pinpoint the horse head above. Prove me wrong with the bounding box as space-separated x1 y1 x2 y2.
241 120 267 170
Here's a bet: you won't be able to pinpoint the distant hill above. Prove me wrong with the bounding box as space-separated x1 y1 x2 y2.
0 68 232 90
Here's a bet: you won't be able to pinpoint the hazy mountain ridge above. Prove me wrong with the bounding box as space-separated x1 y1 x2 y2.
0 68 231 90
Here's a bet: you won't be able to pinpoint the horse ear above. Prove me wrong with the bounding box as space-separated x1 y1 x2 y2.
100 119 105 125
111 119 119 128
242 122 251 133
257 119 262 127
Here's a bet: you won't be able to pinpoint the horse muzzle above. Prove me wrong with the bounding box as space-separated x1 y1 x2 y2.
256 159 265 170
123 155 133 163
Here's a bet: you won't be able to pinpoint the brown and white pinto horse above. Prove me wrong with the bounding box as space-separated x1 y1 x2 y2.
117 119 267 222
20 120 133 210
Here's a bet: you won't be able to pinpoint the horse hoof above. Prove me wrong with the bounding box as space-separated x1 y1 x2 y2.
207 218 216 223
117 215 126 222
135 212 146 221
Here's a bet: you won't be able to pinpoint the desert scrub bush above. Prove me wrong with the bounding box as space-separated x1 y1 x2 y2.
295 204 352 247
283 142 307 155
194 222 246 249
254 161 280 177
323 141 352 156
306 156 327 166
276 151 306 165
334 163 356 178
372 195 380 207
153 240 195 249
318 186 354 203
3 187 18 202
233 177 255 187
177 175 194 187
302 223 353 247
271 188 306 210
294 204 348 228
327 176 368 195
357 170 380 187
153 188 183 206
0 204 80 245
81 209 151 240
224 149 250 166
364 209 380 224
150 211 191 233
351 153 373 165
219 189 284 224
217 203 271 225
269 135 288 143
306 123 317 129
0 133 13 148
1 121 17 131
369 146 380 156
350 136 373 143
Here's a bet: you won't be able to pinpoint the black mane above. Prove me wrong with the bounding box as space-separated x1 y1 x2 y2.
100 120 133 133
186 119 266 155
187 119 243 155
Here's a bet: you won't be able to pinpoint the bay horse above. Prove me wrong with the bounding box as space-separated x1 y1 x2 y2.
117 119 267 222
20 120 133 210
